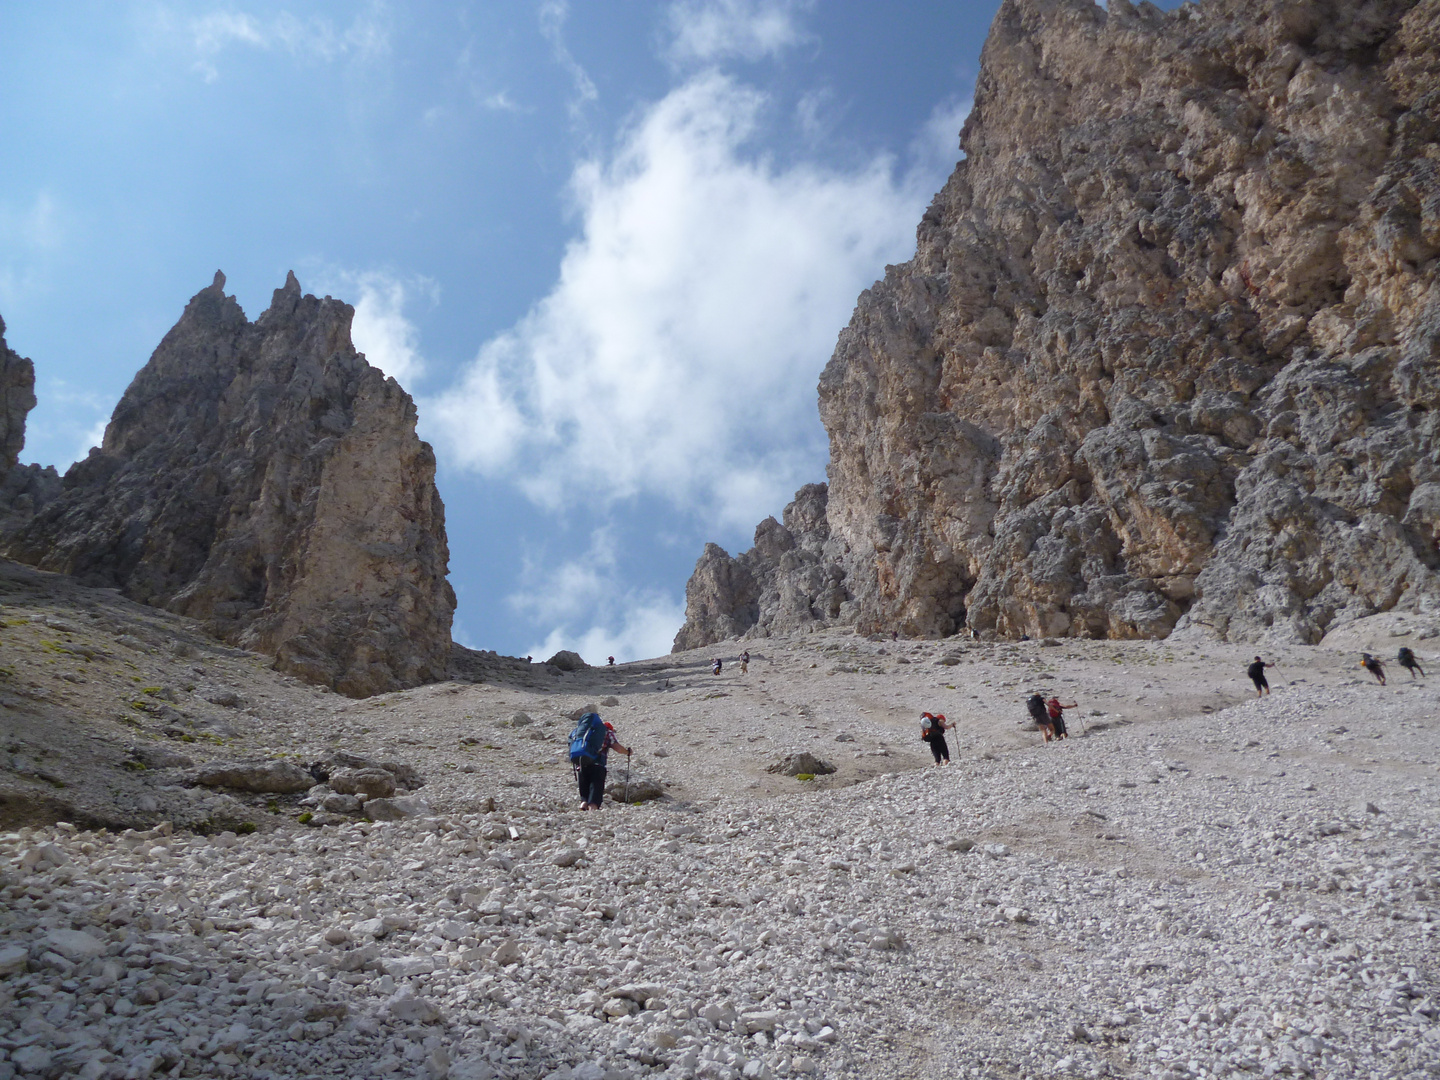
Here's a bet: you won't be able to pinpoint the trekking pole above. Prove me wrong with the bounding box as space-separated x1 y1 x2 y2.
624 752 631 805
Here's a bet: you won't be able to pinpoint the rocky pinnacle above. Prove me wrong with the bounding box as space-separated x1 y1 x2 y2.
2 271 456 696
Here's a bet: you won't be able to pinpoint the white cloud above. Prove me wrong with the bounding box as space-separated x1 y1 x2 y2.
524 596 685 666
424 70 937 532
510 530 685 662
0 191 69 313
538 1 597 120
22 378 114 472
913 95 972 172
480 90 522 113
176 3 390 81
665 0 812 66
305 267 435 387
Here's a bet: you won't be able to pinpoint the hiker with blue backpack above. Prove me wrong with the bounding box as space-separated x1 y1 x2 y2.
569 711 630 811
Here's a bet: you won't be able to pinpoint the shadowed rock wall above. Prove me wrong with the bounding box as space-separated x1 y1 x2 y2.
677 0 1440 650
3 272 456 695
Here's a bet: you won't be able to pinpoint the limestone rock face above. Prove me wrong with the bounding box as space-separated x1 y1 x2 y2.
0 317 62 536
679 0 1440 648
672 483 851 650
3 272 456 694
0 316 35 473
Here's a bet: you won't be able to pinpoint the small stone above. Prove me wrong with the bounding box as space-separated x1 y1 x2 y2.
365 795 433 821
44 929 106 962
381 956 436 979
324 926 351 945
490 939 522 966
328 768 397 799
0 945 28 976
387 992 444 1023
12 1045 53 1073
552 848 584 868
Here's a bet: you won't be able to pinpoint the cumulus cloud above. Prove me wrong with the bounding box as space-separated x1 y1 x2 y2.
509 530 686 663
665 0 812 65
171 3 390 82
424 70 937 532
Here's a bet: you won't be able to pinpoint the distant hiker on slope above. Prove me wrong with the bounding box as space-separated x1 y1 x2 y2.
712 657 722 676
1248 656 1274 697
569 712 630 811
1398 647 1425 679
920 712 953 766
1046 696 1077 740
1026 693 1055 742
740 650 750 675
1361 653 1386 685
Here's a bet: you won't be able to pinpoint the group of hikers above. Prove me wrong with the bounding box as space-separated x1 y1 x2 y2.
711 650 749 676
919 692 1076 765
1250 647 1425 695
1359 648 1425 684
574 644 1429 808
919 646 1429 765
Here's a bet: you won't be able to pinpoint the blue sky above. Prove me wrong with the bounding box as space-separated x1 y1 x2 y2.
2 1 1016 661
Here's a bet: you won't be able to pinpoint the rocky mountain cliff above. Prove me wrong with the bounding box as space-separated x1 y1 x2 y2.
678 0 1440 650
2 272 456 696
0 318 62 539
0 316 35 473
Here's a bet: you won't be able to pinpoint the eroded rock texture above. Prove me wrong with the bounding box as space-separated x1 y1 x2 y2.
3 272 455 695
0 317 61 538
679 0 1440 649
0 317 35 473
673 484 849 650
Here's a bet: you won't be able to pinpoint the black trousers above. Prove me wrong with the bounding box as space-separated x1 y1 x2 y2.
577 760 607 806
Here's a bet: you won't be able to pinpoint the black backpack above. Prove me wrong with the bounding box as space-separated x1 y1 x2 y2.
1026 694 1048 722
1399 647 1416 666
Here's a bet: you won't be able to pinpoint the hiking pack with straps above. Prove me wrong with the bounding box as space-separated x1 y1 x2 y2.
568 712 606 766
920 712 945 740
1027 694 1048 722
1399 647 1416 665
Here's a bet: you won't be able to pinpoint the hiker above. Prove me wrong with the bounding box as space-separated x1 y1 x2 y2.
607 655 615 666
1046 696 1076 740
740 650 750 675
712 657 722 675
1361 653 1386 685
1026 692 1054 742
1247 656 1273 697
569 712 630 811
920 712 952 765
1398 647 1425 679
